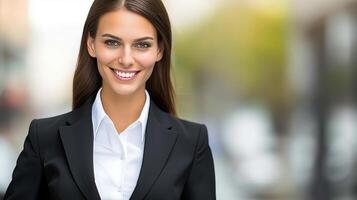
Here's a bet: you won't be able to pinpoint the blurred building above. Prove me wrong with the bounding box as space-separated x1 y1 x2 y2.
0 0 29 196
290 0 357 199
0 0 28 87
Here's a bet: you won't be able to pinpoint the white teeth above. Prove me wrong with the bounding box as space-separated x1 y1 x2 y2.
114 70 136 78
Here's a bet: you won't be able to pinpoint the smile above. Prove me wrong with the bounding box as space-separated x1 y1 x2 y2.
109 67 140 81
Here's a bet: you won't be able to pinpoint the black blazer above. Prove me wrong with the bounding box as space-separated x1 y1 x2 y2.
4 94 216 200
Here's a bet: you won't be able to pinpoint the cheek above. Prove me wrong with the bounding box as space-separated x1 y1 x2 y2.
95 50 117 79
97 51 118 65
135 52 158 69
95 44 118 66
143 65 155 82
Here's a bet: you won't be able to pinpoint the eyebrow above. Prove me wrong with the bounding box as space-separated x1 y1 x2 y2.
101 33 154 42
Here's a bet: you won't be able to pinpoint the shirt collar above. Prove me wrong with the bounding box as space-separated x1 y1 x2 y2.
91 88 150 142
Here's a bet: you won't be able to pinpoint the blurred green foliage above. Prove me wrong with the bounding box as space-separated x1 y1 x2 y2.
173 3 291 116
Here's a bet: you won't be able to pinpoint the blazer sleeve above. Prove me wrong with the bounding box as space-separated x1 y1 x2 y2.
4 119 48 200
182 124 216 200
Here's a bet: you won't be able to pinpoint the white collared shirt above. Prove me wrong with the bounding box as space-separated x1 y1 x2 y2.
91 88 150 200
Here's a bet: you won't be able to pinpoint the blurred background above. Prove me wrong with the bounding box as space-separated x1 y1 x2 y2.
1 0 357 199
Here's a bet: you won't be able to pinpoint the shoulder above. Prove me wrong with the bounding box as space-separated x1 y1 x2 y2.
149 100 208 143
172 116 206 134
32 111 72 129
21 110 76 157
29 110 74 140
164 113 209 145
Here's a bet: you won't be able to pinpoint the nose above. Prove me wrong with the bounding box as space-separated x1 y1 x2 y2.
118 46 134 67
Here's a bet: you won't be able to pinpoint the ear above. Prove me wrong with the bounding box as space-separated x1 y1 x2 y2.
87 34 96 58
156 42 164 62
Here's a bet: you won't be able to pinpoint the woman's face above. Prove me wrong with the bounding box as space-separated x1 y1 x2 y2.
87 8 163 97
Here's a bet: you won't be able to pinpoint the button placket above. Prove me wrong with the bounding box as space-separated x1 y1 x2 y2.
118 133 127 194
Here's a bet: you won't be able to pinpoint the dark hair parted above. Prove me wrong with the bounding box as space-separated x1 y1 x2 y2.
72 0 176 116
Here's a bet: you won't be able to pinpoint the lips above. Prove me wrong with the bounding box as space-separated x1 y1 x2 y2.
109 67 140 81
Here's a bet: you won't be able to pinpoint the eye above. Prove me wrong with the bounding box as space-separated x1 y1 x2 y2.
104 39 120 47
134 42 152 49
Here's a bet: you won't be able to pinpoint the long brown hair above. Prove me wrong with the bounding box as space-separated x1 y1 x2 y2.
72 0 176 116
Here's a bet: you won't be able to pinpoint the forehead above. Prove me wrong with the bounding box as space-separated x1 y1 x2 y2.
96 8 157 38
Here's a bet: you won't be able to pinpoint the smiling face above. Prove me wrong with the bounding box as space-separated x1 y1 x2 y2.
87 8 163 97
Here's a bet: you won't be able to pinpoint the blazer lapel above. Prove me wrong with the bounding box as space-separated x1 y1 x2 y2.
130 101 178 200
59 95 101 200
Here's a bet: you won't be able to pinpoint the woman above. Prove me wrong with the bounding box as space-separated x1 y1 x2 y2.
4 0 216 199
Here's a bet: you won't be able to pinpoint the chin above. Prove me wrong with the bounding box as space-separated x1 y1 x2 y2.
110 84 144 97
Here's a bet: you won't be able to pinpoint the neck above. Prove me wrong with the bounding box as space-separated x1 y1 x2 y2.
100 87 146 133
